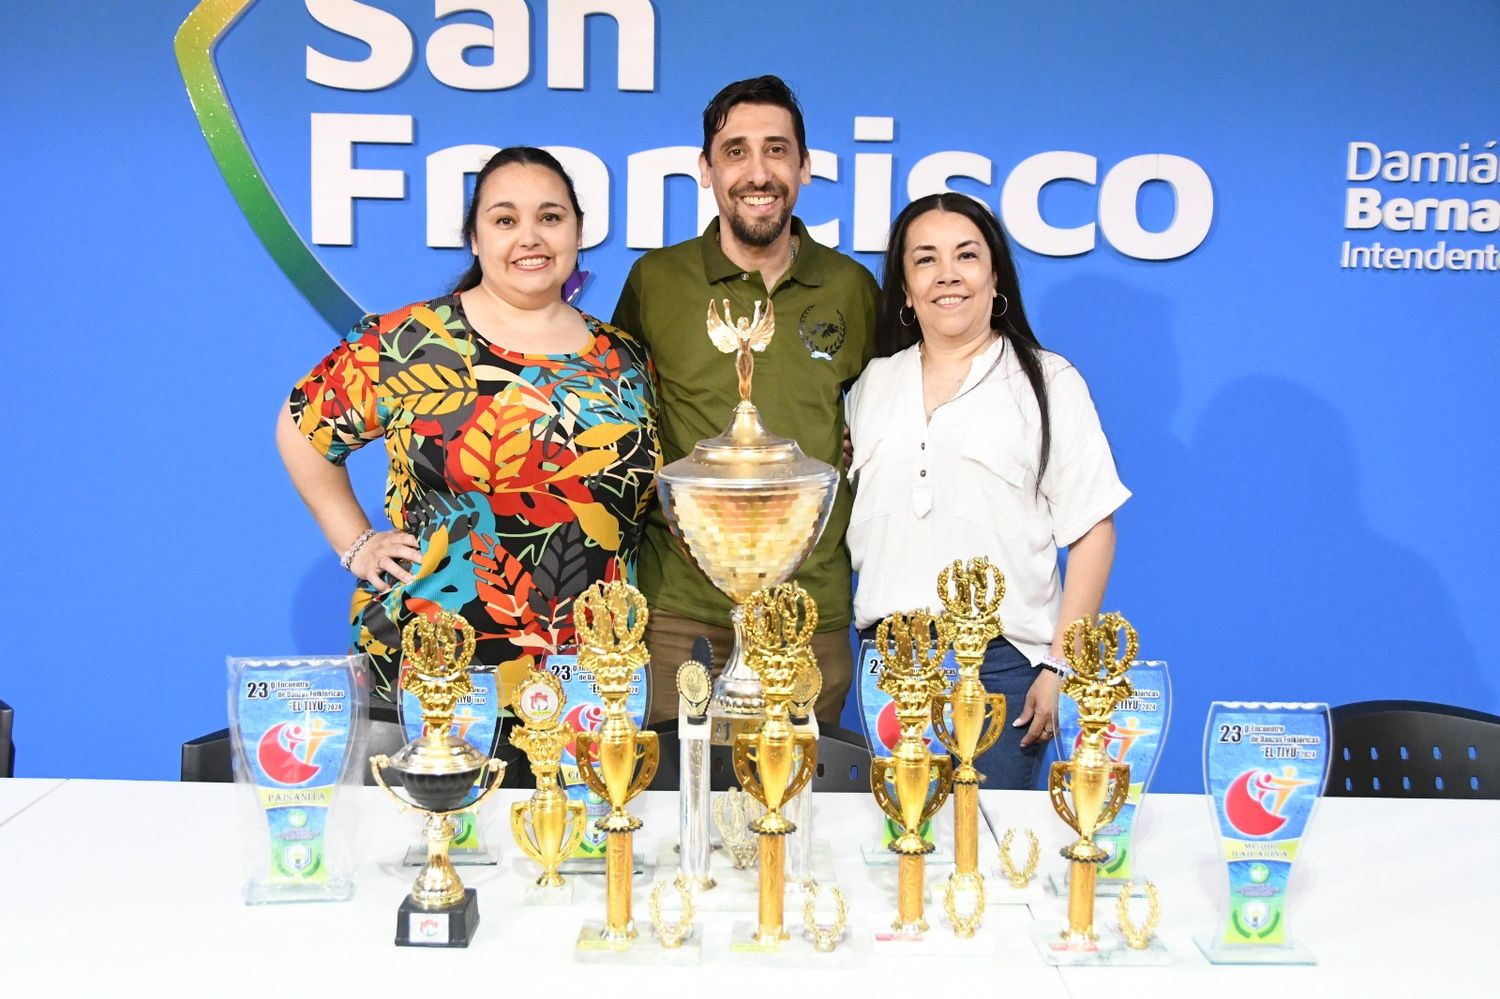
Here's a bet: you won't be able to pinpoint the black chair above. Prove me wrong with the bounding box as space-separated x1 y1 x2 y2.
1329 699 1500 799
0 698 14 778
180 701 410 784
646 720 873 793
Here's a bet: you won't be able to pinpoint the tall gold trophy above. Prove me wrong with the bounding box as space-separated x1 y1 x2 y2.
932 557 1007 877
573 581 660 944
733 583 819 944
1049 613 1137 944
370 612 505 947
656 299 839 736
509 669 588 894
870 611 955 934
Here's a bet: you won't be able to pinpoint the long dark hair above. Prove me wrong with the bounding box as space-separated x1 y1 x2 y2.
875 193 1053 485
452 147 584 294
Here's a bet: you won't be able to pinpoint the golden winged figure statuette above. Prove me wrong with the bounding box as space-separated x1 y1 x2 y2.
707 298 776 403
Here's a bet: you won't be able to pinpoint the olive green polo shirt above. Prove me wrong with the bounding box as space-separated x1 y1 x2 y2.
612 217 877 632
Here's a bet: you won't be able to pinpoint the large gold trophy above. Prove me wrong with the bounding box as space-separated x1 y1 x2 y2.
932 557 1007 877
370 612 505 947
656 299 839 734
870 611 955 934
1049 613 1137 944
733 583 820 944
573 581 660 944
509 669 588 892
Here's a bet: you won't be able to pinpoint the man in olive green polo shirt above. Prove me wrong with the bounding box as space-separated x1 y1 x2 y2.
612 75 876 726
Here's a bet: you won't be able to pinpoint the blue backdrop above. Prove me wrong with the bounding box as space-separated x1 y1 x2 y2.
4 1 1496 791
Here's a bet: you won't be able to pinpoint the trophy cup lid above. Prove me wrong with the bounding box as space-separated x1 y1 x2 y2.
658 401 837 490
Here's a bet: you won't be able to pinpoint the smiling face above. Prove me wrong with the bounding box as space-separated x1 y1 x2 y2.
901 208 998 346
468 163 582 309
699 102 812 251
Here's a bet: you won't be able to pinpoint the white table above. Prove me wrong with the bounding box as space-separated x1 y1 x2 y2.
0 777 63 826
0 780 1485 996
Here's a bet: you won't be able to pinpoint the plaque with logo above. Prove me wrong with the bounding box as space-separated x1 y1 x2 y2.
1198 701 1330 965
229 655 368 904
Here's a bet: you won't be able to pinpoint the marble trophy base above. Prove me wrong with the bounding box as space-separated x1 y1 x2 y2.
395 888 480 948
869 918 1003 956
1031 924 1171 966
711 918 859 968
985 859 1051 905
575 922 702 965
1195 936 1317 965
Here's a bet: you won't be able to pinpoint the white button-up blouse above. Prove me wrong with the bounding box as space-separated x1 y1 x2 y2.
845 337 1130 664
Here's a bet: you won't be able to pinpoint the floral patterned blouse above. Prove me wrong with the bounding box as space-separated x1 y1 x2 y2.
288 295 661 697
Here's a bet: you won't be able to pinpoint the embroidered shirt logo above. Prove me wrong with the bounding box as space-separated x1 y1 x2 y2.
798 307 847 360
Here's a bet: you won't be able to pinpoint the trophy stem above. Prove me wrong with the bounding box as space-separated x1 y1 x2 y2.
678 725 714 890
755 834 789 944
412 813 465 910
603 830 636 941
954 782 979 876
895 853 928 933
1064 860 1100 942
711 605 765 717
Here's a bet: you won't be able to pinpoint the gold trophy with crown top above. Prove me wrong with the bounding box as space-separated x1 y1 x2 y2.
1049 613 1137 945
932 558 1007 873
371 611 505 947
510 669 588 894
733 583 820 945
870 611 955 935
573 581 659 945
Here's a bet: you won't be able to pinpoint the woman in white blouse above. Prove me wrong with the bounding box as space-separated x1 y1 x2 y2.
845 193 1129 789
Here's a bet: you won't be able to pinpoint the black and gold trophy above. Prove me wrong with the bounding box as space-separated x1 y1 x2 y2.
370 612 505 947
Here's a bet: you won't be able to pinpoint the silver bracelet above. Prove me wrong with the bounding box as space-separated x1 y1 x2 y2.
339 528 378 571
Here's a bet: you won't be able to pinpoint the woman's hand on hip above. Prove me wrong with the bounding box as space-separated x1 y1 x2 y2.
1014 668 1062 748
351 531 421 591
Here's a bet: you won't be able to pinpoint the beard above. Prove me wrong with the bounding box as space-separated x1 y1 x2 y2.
725 181 792 247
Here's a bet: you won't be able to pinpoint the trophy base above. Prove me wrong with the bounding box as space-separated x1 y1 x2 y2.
713 918 857 968
575 921 702 965
870 922 1001 954
1030 924 1171 966
395 888 480 948
403 842 500 867
243 876 354 905
1045 868 1131 898
1195 935 1316 966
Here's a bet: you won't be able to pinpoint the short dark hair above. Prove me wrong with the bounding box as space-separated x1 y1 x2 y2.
453 147 583 294
701 75 808 163
876 193 1055 484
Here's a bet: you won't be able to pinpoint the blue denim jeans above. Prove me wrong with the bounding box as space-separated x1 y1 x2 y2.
859 627 1044 791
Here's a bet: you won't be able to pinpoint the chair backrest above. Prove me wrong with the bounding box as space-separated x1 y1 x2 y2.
0 699 14 778
1329 699 1500 799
